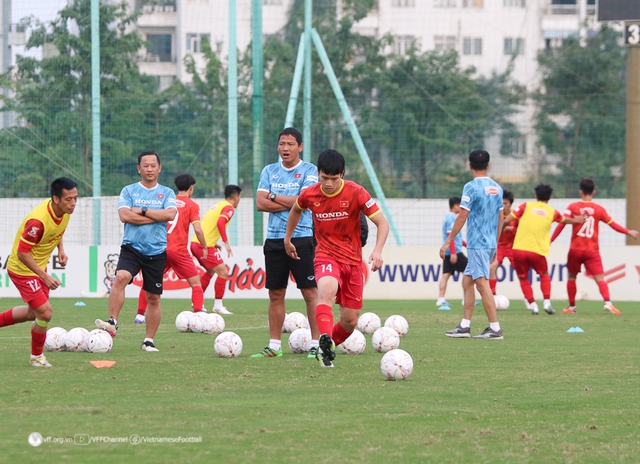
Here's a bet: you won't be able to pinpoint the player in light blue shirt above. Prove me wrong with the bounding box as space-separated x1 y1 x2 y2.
96 151 177 352
252 127 320 359
436 196 467 310
440 150 504 340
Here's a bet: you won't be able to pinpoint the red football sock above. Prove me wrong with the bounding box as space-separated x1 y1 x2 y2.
31 327 47 357
332 322 353 347
201 272 213 292
137 290 147 316
191 285 204 312
597 280 611 302
214 277 227 299
489 279 497 295
315 304 334 337
540 274 551 300
567 280 577 306
0 308 15 327
519 278 534 303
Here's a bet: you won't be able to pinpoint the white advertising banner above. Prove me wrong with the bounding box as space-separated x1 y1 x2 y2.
1 245 639 302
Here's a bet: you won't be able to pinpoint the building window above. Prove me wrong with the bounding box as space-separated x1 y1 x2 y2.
391 0 415 6
462 0 483 7
393 35 415 55
504 37 525 55
186 33 210 53
146 34 172 61
434 0 456 7
504 0 525 6
463 37 482 55
434 35 456 51
505 136 527 156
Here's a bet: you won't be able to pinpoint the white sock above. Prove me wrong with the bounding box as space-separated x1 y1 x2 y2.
490 322 501 332
310 340 318 348
269 339 281 351
214 299 223 309
437 298 446 305
604 301 612 306
543 299 551 309
460 319 471 329
144 338 153 344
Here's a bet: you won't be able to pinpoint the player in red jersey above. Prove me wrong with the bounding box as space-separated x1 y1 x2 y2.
135 174 208 323
489 190 517 296
285 149 390 368
551 178 638 315
0 177 78 367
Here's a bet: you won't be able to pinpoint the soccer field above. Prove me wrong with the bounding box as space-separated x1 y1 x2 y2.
1 297 638 463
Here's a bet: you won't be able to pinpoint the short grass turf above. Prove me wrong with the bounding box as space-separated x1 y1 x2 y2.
0 297 638 463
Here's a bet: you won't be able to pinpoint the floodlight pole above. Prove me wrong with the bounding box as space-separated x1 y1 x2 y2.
228 0 238 245
303 0 312 162
626 45 640 245
91 0 101 247
252 0 264 245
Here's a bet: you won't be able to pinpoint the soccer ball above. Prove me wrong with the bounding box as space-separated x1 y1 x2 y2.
283 311 309 333
357 312 381 334
203 313 225 335
384 315 409 337
495 295 510 311
371 327 400 353
65 327 90 352
380 349 414 381
175 311 192 332
45 327 67 352
214 331 243 358
87 329 113 353
288 328 312 353
188 312 208 333
338 329 366 355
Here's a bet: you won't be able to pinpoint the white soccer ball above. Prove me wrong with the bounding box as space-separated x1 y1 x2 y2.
175 311 192 332
204 313 225 335
380 349 414 381
495 295 510 311
214 331 243 358
288 328 312 354
338 329 366 355
371 327 400 353
87 329 113 353
188 312 208 333
65 327 90 352
357 312 381 334
45 327 67 352
283 311 309 333
384 315 409 337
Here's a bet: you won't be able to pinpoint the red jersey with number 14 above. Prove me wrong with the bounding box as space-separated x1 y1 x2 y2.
166 195 201 255
296 180 381 265
563 201 612 252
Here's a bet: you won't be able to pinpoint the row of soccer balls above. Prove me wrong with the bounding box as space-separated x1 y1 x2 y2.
212 331 413 381
175 311 226 334
45 327 113 353
281 311 409 338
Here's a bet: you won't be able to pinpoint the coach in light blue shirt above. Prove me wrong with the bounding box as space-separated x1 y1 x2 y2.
94 151 177 353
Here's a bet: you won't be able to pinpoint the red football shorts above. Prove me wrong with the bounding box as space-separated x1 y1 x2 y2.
190 242 224 269
496 246 514 265
511 249 548 279
8 270 50 309
165 251 199 280
566 249 604 276
314 257 364 310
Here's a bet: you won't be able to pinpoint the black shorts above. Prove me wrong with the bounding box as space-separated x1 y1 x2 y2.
116 244 166 294
443 252 468 275
264 237 317 290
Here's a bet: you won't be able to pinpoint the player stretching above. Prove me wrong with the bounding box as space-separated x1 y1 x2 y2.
489 190 518 296
507 184 585 315
190 185 242 315
0 178 78 367
551 177 638 315
136 174 208 323
285 149 389 367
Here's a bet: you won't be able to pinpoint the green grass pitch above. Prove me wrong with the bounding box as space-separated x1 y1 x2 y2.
0 297 638 463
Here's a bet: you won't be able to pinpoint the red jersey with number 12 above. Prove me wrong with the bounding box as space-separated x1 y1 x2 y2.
166 195 201 255
563 201 612 252
296 180 381 265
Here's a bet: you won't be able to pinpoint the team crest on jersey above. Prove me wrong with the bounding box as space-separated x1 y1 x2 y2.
314 202 321 207
340 200 349 208
294 173 302 178
484 186 499 195
157 194 164 198
532 208 548 217
28 226 40 237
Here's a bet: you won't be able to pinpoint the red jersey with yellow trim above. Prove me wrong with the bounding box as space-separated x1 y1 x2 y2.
8 199 71 276
511 201 564 256
563 201 612 252
499 213 519 250
166 195 201 255
296 180 380 265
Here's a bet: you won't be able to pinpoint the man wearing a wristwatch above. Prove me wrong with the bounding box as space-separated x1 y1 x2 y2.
95 151 177 353
251 127 320 359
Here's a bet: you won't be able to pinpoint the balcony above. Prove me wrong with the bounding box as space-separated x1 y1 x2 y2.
546 4 595 15
136 53 177 63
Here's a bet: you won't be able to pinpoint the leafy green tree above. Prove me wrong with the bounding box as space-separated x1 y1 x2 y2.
534 26 626 197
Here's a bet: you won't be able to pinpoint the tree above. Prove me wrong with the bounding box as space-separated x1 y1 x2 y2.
534 26 626 197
